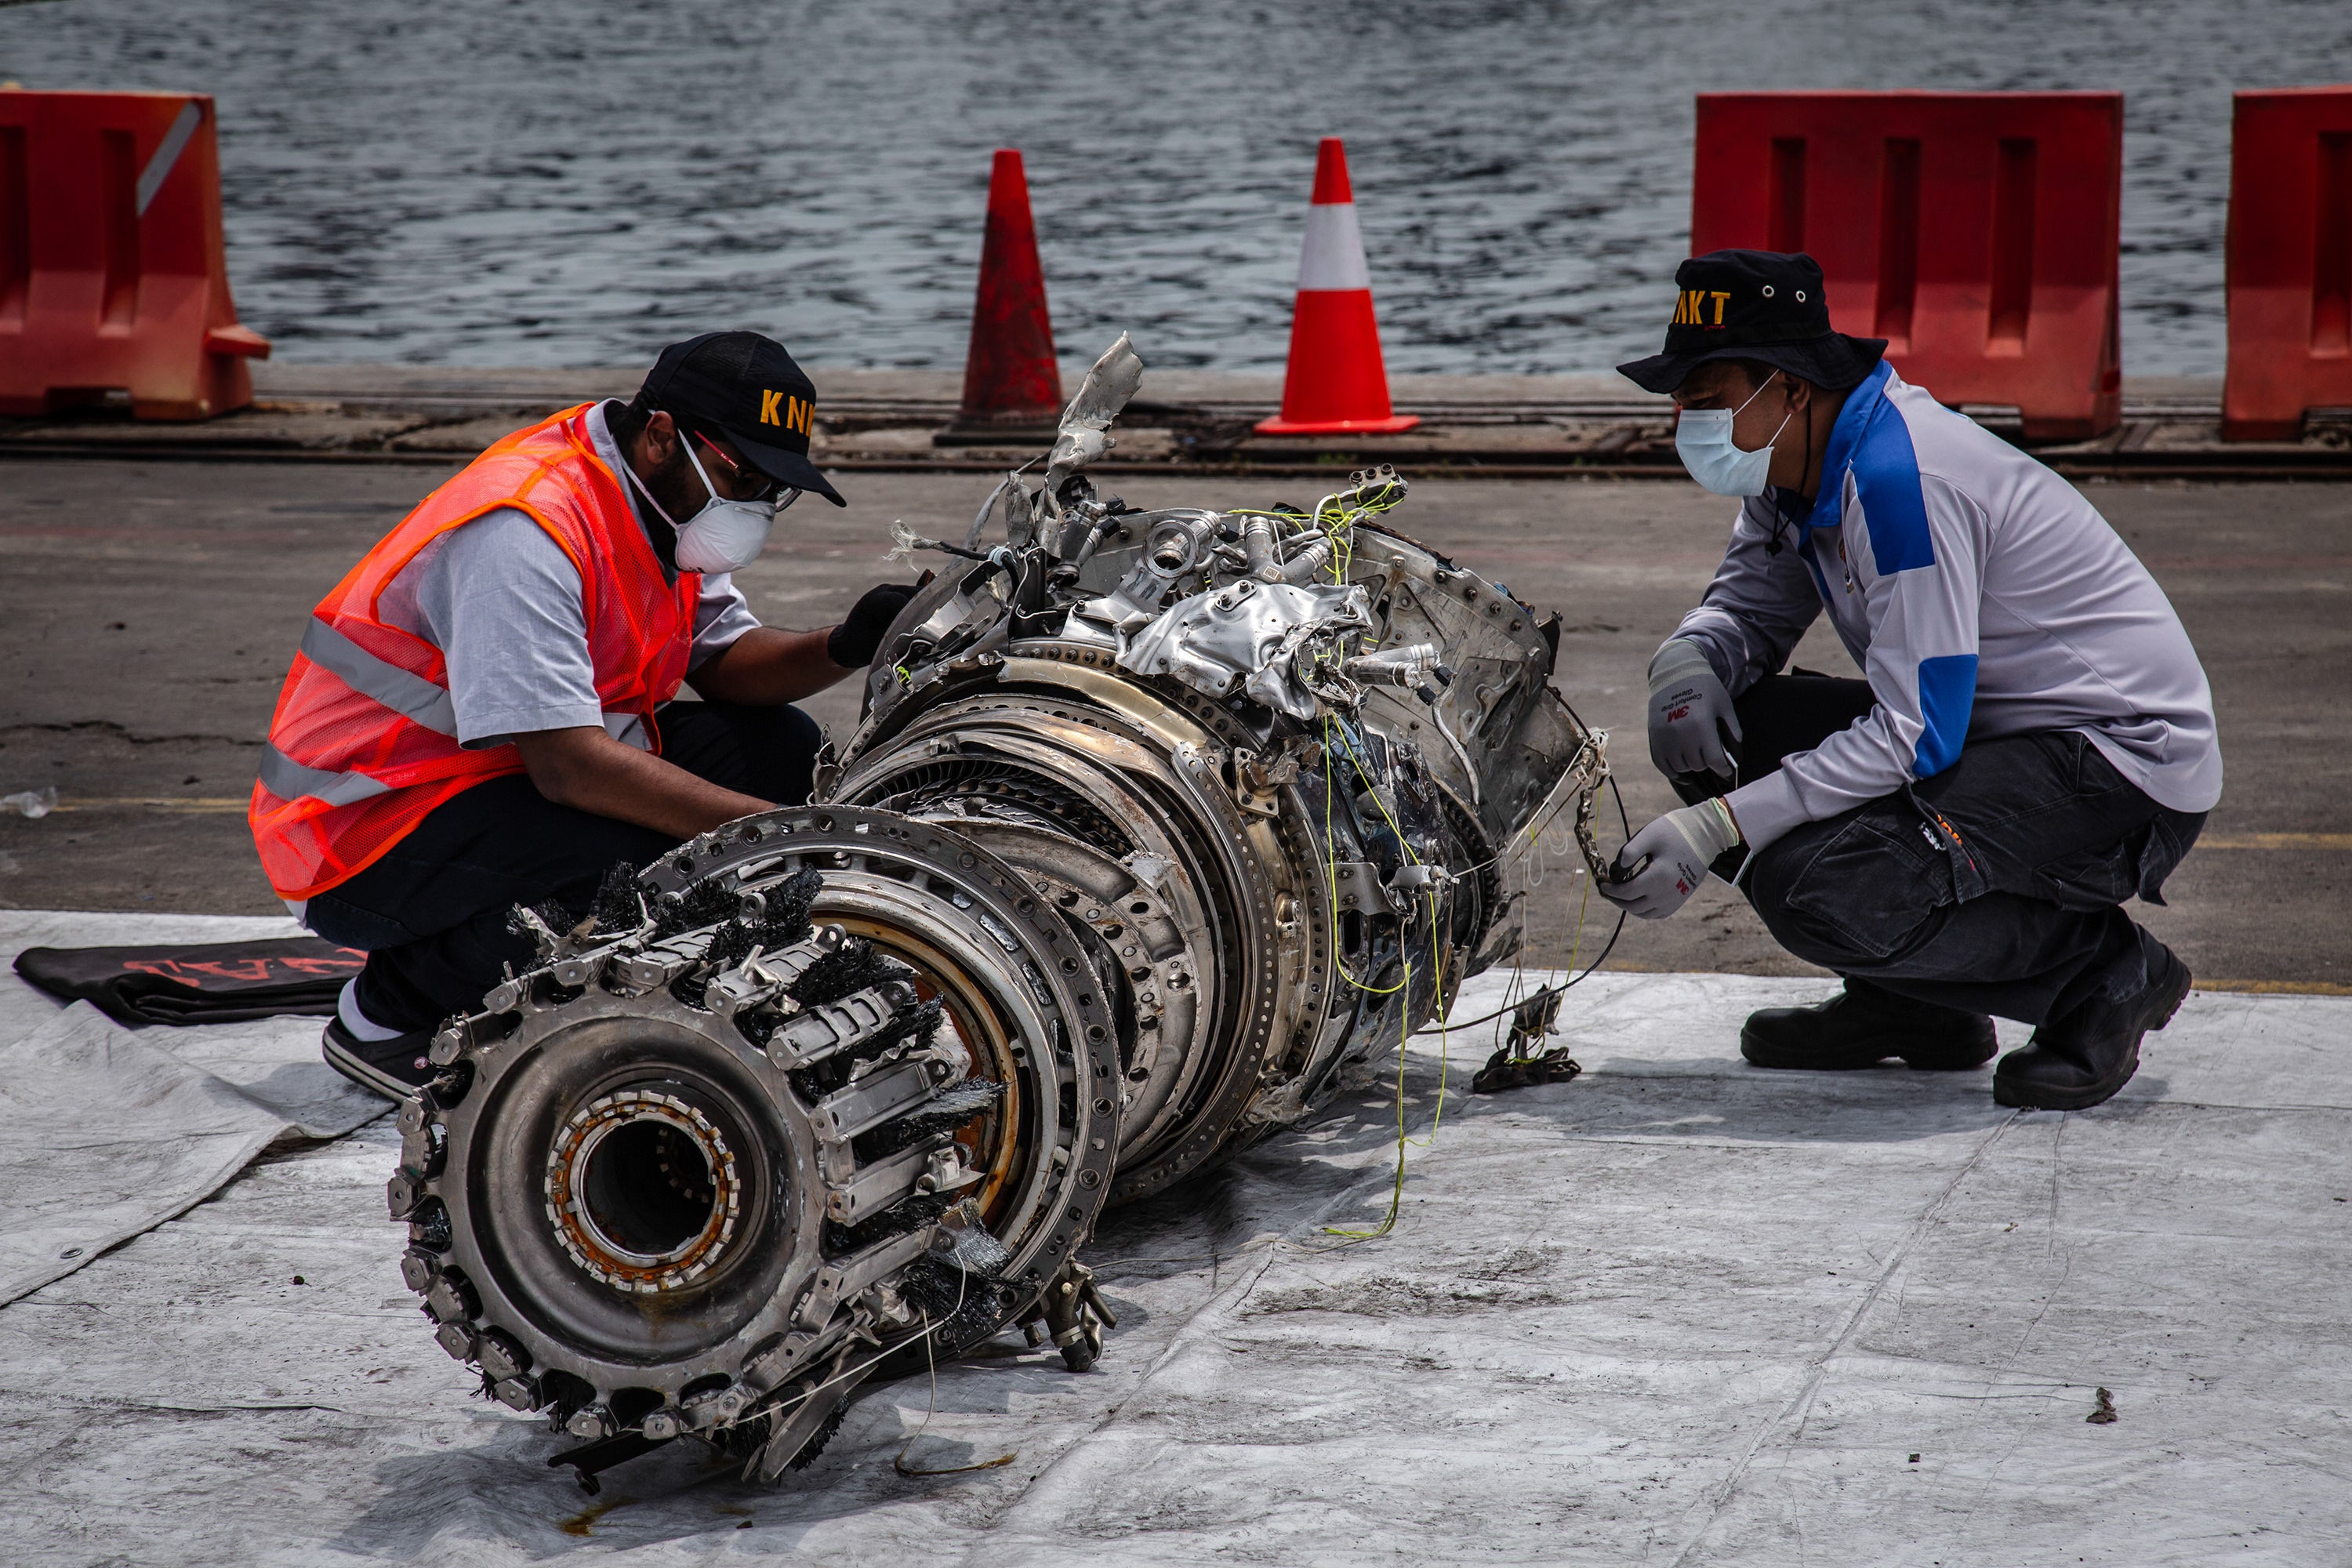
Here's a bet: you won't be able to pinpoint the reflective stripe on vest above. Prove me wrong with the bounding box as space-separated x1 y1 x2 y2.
258 745 392 807
298 617 459 737
260 715 639 811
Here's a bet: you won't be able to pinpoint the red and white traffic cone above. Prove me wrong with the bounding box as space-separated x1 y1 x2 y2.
954 148 1062 429
1256 138 1418 436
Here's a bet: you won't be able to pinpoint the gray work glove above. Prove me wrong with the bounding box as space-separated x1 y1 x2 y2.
1648 638 1741 781
1597 797 1743 920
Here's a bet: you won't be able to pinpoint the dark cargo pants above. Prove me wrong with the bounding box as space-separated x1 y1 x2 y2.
304 701 819 1033
1672 674 2205 1027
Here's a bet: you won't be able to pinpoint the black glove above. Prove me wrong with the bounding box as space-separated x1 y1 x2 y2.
827 581 922 669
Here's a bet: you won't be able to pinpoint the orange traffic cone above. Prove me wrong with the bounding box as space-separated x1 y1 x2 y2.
1256 138 1418 435
955 148 1063 429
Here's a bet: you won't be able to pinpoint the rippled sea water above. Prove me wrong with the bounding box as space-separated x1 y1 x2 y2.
4 0 2348 376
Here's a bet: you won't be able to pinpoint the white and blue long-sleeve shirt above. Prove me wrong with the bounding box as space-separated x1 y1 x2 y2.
1668 361 2223 855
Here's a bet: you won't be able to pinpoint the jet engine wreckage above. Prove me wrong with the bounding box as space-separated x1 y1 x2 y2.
386 337 1615 1490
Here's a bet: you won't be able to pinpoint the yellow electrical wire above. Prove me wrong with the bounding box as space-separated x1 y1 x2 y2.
1271 471 1472 1244
1319 717 1408 1000
1316 715 1454 1243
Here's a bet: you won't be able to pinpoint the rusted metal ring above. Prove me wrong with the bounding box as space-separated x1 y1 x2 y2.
543 1088 742 1294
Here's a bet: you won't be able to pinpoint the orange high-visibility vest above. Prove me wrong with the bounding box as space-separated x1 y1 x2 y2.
249 405 699 902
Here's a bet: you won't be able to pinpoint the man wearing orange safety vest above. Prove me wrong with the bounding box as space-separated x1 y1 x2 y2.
249 332 916 1098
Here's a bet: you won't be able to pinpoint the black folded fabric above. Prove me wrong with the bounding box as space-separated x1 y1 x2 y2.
12 937 366 1029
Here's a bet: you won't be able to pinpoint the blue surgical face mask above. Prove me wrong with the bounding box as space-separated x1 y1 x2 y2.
1674 372 1792 497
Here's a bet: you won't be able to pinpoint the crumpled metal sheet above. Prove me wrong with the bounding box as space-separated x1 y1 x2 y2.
1043 334 1144 505
1116 579 1372 721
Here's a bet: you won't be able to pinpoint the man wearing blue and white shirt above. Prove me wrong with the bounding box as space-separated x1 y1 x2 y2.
1600 251 2220 1111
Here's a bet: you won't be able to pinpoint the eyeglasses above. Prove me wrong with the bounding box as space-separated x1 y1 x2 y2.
691 430 799 510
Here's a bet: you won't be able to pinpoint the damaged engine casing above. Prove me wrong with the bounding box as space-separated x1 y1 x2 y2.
386 336 1604 1486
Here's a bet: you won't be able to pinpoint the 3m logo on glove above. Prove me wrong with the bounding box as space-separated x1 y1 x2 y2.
1667 704 1692 723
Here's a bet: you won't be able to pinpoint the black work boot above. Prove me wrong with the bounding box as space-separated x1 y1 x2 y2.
1740 978 1998 1071
321 1017 439 1102
1994 944 2191 1111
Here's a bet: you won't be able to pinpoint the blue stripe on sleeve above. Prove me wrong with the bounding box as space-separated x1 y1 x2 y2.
1914 653 1978 776
1850 402 1934 574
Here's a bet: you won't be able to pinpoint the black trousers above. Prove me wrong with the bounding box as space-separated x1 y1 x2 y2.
1671 674 2205 1027
306 701 820 1033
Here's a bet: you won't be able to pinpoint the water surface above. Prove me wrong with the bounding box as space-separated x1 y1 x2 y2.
4 0 2347 376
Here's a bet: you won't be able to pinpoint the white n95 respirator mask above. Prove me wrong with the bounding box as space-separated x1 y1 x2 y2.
624 437 796 574
1674 371 1791 497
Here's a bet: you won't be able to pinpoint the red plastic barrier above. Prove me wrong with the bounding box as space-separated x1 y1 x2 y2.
2223 87 2352 441
0 89 269 421
1693 92 2122 440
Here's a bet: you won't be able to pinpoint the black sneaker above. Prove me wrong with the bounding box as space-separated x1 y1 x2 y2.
1740 978 1998 1072
321 1017 438 1102
1994 946 2191 1112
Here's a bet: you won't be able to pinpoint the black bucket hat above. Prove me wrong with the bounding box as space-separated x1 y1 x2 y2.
639 330 847 506
1617 250 1887 396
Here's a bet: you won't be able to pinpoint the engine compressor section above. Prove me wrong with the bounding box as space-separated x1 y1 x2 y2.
383 338 1610 1486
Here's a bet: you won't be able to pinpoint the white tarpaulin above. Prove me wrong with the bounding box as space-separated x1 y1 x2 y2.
2 913 2347 1564
0 913 383 1304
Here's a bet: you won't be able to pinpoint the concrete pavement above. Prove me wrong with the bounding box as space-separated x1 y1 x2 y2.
0 457 2343 988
